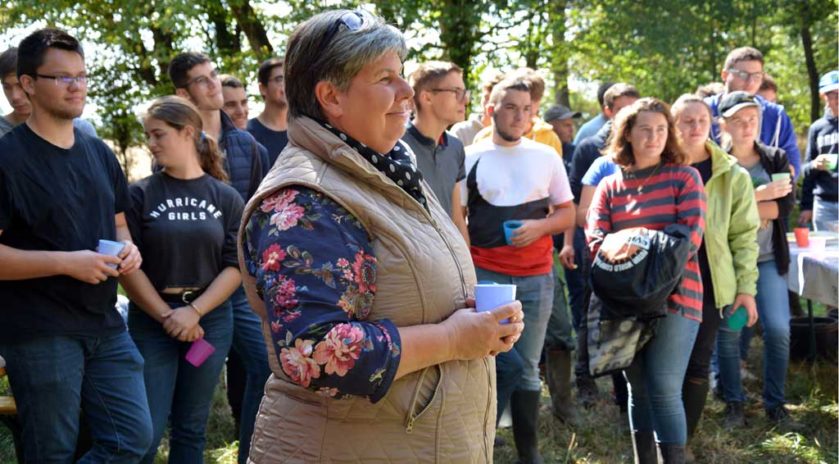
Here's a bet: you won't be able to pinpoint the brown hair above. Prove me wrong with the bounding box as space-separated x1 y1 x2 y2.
219 74 244 89
481 70 506 96
511 67 545 103
607 97 686 167
759 73 777 93
723 47 764 70
409 61 462 110
670 93 712 120
145 96 228 182
695 81 724 98
603 83 640 110
488 77 531 106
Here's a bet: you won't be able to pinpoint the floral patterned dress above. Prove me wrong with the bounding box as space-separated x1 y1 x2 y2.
243 186 401 402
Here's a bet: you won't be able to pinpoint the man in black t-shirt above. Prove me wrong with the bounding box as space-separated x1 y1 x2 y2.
247 57 289 167
0 28 152 462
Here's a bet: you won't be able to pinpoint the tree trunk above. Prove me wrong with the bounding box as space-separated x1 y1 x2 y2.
549 0 570 106
438 0 482 88
799 4 820 124
207 0 239 55
230 0 273 56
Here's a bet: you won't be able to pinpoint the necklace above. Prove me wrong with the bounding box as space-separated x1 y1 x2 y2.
629 162 662 193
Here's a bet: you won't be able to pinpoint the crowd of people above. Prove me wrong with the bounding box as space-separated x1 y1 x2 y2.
0 7 836 464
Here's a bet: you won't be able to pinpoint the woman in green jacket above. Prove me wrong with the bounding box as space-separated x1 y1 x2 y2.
672 94 760 459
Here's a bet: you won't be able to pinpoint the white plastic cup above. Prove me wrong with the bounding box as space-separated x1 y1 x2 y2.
475 283 517 324
97 239 125 269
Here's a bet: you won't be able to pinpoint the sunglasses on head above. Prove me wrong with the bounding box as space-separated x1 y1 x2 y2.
321 10 367 50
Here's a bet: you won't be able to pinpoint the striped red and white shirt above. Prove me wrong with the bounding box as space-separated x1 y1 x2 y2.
585 163 706 321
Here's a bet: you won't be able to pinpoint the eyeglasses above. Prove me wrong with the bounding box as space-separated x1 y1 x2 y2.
431 88 471 101
35 74 88 87
320 10 367 50
727 68 765 82
184 69 219 88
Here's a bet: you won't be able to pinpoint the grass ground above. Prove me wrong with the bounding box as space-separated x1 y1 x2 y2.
1 314 836 463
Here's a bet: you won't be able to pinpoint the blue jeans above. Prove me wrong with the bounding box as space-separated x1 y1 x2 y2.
814 197 839 232
544 263 574 351
625 312 699 445
566 227 588 330
0 331 153 463
228 286 271 463
717 260 790 410
475 267 553 392
129 300 233 464
494 348 524 424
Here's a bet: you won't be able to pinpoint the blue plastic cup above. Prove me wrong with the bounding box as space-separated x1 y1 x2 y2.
475 282 517 324
503 220 524 245
97 239 125 269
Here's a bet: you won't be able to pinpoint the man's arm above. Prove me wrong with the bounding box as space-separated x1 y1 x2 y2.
777 110 802 178
0 230 120 283
115 212 142 274
510 201 575 247
450 182 470 246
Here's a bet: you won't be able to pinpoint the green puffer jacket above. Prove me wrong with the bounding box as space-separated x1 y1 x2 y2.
702 141 760 308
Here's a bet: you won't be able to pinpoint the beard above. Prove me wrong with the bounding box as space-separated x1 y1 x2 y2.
43 103 83 121
492 113 522 143
495 126 521 143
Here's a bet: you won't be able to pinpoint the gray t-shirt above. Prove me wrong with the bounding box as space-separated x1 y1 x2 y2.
401 123 466 216
745 161 775 262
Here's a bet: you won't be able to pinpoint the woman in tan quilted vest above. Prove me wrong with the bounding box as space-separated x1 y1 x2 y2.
236 9 525 463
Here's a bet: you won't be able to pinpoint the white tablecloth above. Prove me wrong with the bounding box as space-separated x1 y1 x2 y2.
787 243 839 307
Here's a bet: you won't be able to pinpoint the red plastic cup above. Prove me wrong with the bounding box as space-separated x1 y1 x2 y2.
185 338 215 367
793 227 810 247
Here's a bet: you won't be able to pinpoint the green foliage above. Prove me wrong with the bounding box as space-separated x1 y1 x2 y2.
1 0 835 159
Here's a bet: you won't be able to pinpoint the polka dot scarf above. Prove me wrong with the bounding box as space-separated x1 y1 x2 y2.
319 120 428 210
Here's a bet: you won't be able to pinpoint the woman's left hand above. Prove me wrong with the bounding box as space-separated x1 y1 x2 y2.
732 293 759 327
163 306 200 339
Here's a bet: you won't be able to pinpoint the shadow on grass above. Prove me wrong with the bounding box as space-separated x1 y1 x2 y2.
0 337 835 464
493 337 837 464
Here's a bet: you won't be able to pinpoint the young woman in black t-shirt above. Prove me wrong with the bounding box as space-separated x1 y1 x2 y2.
120 96 244 462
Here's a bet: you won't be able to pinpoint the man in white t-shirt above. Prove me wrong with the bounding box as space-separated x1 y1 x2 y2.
454 77 574 463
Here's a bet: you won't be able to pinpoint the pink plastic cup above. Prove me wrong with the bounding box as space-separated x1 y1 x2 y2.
185 338 215 367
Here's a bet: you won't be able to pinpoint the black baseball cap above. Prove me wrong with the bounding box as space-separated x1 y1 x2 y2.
543 104 581 122
718 91 760 118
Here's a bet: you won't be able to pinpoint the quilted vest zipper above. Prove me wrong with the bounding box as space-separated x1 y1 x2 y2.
482 357 492 460
405 367 430 433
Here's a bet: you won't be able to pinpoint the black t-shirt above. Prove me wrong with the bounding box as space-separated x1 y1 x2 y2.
247 118 288 168
691 157 715 306
0 124 129 341
127 172 244 291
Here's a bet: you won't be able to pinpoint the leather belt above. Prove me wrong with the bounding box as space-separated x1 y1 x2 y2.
158 287 206 305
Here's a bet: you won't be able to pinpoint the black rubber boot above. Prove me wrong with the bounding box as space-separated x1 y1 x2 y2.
612 371 629 413
510 390 544 464
723 401 746 428
682 377 709 440
546 349 577 425
631 430 658 464
659 443 686 464
574 330 599 408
